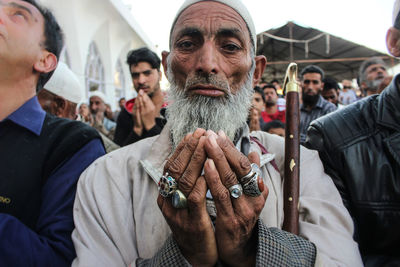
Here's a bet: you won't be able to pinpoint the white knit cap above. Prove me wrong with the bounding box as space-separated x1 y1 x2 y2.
171 0 256 50
89 90 107 103
44 62 82 104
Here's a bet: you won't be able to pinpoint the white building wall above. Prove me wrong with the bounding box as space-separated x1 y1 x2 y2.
40 0 155 110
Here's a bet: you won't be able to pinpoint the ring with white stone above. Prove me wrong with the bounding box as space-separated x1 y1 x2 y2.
172 189 187 209
228 184 243 199
158 173 178 198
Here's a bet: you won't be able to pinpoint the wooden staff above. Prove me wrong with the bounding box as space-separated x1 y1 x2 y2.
282 63 300 235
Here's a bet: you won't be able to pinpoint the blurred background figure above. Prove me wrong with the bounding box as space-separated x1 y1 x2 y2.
38 62 81 120
248 86 267 132
105 104 115 122
261 84 286 123
339 79 358 105
358 57 391 96
322 77 344 109
263 120 285 137
113 97 126 121
300 65 336 144
78 103 91 123
89 91 117 140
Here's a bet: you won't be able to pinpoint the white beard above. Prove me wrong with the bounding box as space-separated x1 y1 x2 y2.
166 57 255 149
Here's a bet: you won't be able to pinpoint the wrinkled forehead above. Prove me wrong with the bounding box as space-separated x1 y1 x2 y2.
0 0 43 21
170 1 251 47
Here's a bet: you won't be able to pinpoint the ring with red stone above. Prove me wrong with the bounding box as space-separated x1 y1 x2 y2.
158 172 178 198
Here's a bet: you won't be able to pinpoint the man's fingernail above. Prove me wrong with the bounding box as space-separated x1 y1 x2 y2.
194 128 205 138
207 159 216 170
209 134 218 148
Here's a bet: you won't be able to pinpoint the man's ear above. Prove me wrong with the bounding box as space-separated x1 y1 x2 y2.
33 51 58 74
386 27 400 57
161 51 170 80
253 55 267 87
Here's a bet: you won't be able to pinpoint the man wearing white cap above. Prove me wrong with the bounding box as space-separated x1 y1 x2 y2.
89 90 117 139
306 1 400 265
38 62 82 120
72 0 362 266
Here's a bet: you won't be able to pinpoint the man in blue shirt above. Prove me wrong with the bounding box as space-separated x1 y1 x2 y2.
0 0 105 266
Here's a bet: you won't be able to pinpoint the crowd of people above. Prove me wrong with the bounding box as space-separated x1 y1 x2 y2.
1 0 399 266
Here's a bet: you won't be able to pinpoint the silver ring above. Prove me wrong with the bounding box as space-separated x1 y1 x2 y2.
239 163 260 184
242 175 262 197
158 173 178 197
172 189 187 209
239 163 261 185
228 184 243 199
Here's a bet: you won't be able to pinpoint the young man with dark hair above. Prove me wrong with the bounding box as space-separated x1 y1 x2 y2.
261 84 286 123
248 86 266 131
322 77 343 108
114 47 166 146
263 120 285 137
0 1 105 265
299 65 336 144
306 1 400 264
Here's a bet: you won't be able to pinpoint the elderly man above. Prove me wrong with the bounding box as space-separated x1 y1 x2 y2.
0 0 104 266
38 62 119 153
37 62 82 120
306 1 400 265
358 57 390 96
89 91 117 139
72 0 362 266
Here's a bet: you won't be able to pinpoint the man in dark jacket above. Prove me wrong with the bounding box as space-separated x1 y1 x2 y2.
0 1 105 266
305 2 400 265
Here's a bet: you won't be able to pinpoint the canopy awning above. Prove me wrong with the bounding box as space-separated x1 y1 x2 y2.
257 22 398 83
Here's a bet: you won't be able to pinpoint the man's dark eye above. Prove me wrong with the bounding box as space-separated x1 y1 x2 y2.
222 43 240 52
177 41 195 50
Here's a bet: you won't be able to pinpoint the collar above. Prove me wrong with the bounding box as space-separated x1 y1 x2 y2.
376 73 400 131
140 123 274 184
3 96 45 136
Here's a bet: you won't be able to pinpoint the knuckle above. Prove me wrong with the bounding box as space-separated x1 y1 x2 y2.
178 176 193 194
239 155 251 173
167 160 184 178
218 138 230 151
214 188 230 203
222 170 237 186
187 191 203 207
191 148 205 163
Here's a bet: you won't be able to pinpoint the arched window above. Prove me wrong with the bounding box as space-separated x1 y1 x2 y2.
114 59 126 104
85 42 105 94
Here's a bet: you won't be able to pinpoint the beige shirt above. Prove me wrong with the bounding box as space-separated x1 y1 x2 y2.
72 124 362 267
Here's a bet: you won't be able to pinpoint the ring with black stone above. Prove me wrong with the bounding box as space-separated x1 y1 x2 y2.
172 189 187 209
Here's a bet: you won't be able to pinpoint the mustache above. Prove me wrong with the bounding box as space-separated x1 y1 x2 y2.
184 73 231 94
